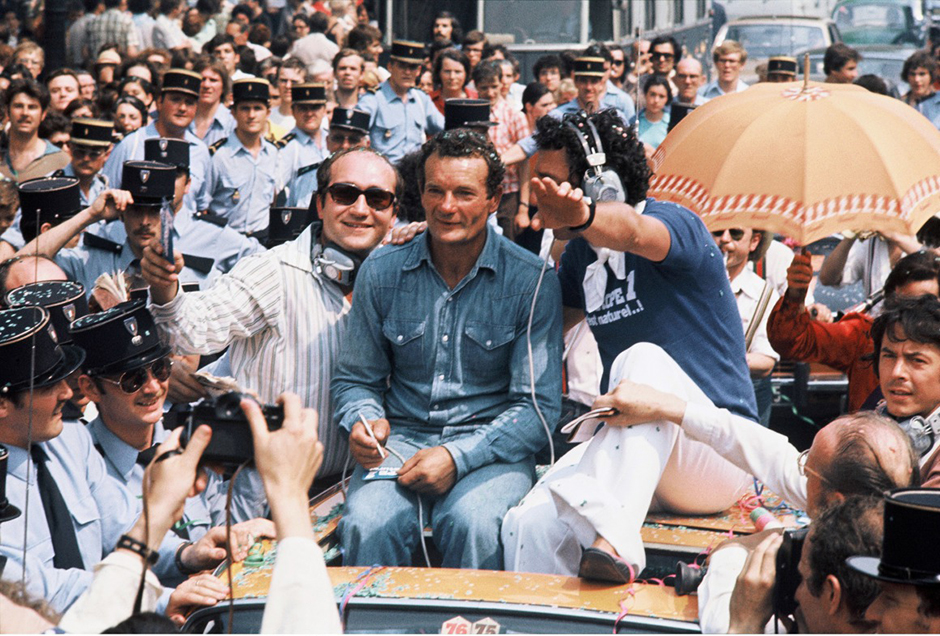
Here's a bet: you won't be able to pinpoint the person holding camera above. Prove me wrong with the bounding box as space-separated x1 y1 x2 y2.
141 147 400 481
703 495 884 634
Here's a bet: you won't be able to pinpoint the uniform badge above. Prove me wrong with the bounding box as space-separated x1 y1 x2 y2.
47 325 57 344
384 129 393 140
233 189 241 202
63 303 75 322
124 317 143 346
281 210 292 225
159 138 168 157
141 170 150 183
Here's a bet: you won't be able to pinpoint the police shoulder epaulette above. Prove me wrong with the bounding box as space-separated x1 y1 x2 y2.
274 132 295 149
209 137 228 156
194 210 228 227
83 232 123 254
181 253 215 274
297 162 320 177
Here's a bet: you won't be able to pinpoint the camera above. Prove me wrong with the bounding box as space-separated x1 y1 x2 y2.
166 392 284 467
773 526 809 618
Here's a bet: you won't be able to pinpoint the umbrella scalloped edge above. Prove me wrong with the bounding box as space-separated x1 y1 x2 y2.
648 173 940 237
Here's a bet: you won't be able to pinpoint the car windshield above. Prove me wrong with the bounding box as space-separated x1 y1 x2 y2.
723 24 827 57
833 3 912 29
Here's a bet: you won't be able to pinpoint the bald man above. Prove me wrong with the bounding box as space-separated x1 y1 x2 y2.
674 58 705 106
0 254 67 295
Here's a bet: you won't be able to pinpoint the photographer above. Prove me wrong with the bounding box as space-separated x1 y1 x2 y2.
700 496 884 633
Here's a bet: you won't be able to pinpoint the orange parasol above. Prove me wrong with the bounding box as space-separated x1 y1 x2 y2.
647 80 940 244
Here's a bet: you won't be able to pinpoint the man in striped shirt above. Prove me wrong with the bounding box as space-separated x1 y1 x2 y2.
140 147 400 478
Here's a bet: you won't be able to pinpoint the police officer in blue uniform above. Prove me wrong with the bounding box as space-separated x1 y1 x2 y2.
205 78 279 240
17 176 86 249
57 118 114 208
283 105 371 208
357 40 445 164
101 69 213 215
276 82 329 209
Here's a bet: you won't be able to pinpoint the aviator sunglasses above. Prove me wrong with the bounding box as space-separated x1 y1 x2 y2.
326 182 396 211
711 228 746 241
98 357 173 393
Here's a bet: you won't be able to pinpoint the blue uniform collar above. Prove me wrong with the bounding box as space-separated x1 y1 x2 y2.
379 80 417 104
87 415 163 482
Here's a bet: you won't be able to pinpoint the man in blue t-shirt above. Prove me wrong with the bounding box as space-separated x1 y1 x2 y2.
502 109 755 584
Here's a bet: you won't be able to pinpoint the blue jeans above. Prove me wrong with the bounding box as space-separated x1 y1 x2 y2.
339 428 536 570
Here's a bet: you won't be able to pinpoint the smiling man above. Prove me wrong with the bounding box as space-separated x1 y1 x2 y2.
141 147 400 480
2 78 69 181
102 69 212 214
331 130 562 570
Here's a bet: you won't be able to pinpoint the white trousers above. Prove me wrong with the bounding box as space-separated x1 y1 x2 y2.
502 342 752 574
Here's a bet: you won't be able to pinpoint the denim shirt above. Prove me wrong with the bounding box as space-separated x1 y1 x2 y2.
331 225 563 479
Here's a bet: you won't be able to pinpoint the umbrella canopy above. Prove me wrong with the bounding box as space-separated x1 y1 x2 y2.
648 80 940 244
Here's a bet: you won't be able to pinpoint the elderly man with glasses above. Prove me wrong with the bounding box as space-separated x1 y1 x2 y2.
141 147 401 483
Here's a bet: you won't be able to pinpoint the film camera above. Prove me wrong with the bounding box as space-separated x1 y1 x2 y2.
166 392 284 467
773 526 809 619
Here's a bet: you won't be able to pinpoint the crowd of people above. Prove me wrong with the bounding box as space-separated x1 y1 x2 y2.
0 0 939 632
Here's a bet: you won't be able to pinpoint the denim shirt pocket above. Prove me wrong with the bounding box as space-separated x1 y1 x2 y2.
383 318 427 371
463 321 515 372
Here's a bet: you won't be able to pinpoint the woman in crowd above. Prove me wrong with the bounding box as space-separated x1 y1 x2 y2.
429 48 476 113
632 74 671 150
609 44 627 90
64 98 98 119
119 75 156 112
113 95 148 136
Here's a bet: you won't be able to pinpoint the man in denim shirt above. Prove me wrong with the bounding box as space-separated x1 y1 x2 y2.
331 131 563 570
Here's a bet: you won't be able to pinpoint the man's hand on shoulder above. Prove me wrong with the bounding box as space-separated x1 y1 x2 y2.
397 446 457 495
385 221 427 246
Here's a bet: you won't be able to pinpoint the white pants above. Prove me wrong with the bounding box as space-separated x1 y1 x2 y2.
502 342 752 575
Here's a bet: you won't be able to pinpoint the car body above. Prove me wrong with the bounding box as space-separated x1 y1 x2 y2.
712 15 843 84
831 0 926 47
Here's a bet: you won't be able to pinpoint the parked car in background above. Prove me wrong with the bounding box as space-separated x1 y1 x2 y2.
831 0 926 46
712 15 842 83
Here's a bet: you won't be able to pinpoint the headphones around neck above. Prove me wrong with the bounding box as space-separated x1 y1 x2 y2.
564 114 626 204
310 223 363 287
878 402 939 458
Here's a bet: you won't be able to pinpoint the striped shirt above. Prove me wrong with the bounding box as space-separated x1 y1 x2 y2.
488 98 529 195
149 223 351 476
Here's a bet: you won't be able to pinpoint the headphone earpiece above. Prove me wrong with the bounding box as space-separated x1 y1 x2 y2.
310 223 363 287
565 115 626 204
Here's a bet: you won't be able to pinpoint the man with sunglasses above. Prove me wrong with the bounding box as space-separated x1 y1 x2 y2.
141 147 400 482
70 301 271 580
56 118 113 208
331 130 562 570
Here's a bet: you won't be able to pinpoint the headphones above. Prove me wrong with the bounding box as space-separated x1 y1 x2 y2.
878 402 940 458
564 114 626 204
310 223 363 287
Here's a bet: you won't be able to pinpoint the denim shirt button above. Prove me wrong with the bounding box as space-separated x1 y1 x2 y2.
442 334 449 343
438 374 444 380
397 335 403 341
486 340 492 346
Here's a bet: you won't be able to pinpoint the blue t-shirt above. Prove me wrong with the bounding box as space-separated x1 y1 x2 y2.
558 198 758 421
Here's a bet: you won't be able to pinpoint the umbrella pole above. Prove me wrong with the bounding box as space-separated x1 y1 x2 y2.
803 53 810 90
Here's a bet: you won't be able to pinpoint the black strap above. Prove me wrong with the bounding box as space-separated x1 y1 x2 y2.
182 253 215 274
297 162 320 177
194 211 228 228
31 445 85 570
83 232 123 254
136 444 158 466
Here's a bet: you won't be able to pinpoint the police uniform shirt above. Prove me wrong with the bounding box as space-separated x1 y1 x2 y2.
189 103 236 148
357 80 445 164
60 164 110 208
207 134 278 236
0 420 142 612
95 206 265 290
276 126 328 195
605 81 637 119
101 122 213 213
56 232 138 296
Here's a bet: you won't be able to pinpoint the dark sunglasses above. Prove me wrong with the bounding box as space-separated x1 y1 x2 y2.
651 51 675 60
99 357 172 393
712 228 746 241
326 182 395 210
70 144 107 159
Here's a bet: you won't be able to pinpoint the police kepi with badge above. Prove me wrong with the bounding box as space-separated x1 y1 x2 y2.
276 82 329 209
57 118 114 208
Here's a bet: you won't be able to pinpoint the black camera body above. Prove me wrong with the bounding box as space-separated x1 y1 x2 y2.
773 526 809 619
166 392 284 467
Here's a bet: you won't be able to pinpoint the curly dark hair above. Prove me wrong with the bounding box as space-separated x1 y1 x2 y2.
871 295 940 376
533 108 649 205
883 251 940 298
5 77 50 111
903 49 938 83
419 129 505 199
806 495 884 627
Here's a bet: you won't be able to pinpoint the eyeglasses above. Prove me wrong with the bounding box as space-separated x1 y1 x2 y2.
711 228 746 241
651 51 675 60
326 182 395 210
98 357 173 394
676 73 701 81
328 132 364 145
70 144 107 159
797 449 834 486
716 57 741 65
611 59 625 66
